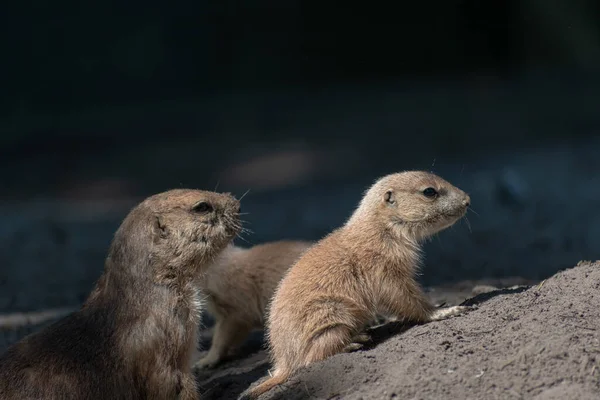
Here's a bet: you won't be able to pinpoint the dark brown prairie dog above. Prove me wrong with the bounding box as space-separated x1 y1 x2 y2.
0 189 241 400
194 240 313 369
241 171 471 399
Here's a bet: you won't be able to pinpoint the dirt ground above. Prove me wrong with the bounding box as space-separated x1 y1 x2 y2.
193 261 600 400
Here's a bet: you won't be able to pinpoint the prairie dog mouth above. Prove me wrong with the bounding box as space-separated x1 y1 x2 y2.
418 208 467 225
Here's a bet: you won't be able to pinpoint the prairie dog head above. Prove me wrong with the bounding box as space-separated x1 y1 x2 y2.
109 189 241 276
348 171 470 242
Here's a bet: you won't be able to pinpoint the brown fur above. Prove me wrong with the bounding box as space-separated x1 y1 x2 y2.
0 189 241 400
241 171 471 399
194 240 313 369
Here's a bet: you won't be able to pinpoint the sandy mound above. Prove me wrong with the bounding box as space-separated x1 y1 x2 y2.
195 261 600 399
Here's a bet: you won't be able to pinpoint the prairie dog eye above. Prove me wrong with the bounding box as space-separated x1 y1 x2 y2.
384 190 395 204
422 188 438 198
192 201 213 213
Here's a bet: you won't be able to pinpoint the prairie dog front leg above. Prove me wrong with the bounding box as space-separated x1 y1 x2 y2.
377 280 435 324
194 316 252 370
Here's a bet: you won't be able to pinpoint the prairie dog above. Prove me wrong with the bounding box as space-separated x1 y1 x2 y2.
242 171 471 399
194 240 313 369
0 189 241 400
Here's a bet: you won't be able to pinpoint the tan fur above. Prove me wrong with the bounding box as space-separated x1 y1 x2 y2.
241 171 471 399
0 189 241 400
194 240 312 369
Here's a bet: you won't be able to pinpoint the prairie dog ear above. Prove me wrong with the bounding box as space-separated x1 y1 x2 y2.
154 215 169 239
384 189 395 204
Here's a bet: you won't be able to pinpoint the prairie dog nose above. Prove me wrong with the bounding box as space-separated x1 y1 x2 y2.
462 195 471 208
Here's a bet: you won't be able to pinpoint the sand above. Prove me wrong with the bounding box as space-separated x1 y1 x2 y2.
0 255 597 400
194 261 600 399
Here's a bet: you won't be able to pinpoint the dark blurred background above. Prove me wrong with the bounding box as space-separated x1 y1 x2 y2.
1 0 600 332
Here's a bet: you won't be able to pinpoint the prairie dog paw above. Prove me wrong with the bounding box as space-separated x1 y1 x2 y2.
430 305 473 321
352 333 372 344
343 342 365 353
193 355 220 371
342 332 373 353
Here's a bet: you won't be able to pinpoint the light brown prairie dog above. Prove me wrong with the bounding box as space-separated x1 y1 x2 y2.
194 240 313 369
241 171 472 399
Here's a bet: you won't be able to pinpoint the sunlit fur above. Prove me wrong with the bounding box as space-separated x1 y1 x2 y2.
0 189 240 400
241 171 470 399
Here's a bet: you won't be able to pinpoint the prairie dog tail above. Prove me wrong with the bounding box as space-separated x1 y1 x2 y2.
239 369 290 399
